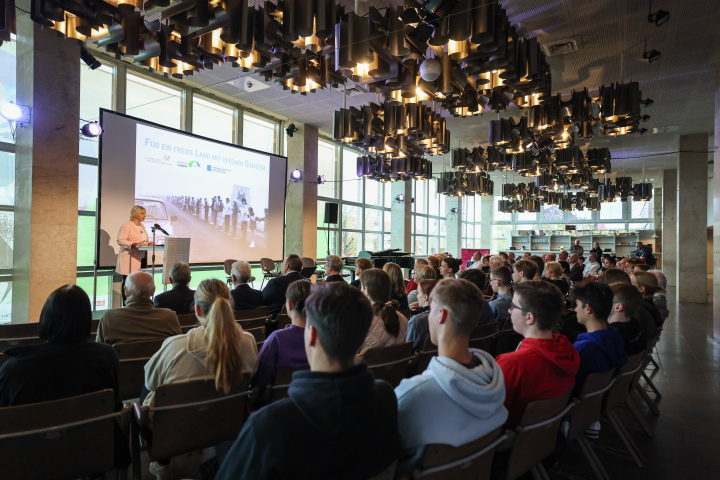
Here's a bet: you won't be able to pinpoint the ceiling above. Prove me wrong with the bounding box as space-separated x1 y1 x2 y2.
17 0 720 175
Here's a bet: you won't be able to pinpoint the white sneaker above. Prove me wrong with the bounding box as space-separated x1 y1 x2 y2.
149 460 173 480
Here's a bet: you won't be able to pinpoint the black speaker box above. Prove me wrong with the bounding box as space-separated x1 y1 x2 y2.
324 202 339 224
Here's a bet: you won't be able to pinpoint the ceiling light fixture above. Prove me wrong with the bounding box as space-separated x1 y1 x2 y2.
643 49 661 63
81 122 102 137
648 8 670 27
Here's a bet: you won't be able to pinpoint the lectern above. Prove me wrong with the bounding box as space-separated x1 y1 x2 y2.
137 237 191 286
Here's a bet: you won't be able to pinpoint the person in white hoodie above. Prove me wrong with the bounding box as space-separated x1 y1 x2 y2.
394 278 508 468
142 279 259 479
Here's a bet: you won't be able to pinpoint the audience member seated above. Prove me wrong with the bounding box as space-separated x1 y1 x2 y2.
607 283 648 356
0 285 120 408
480 255 492 274
457 269 497 326
569 254 584 282
495 280 580 428
482 256 504 295
153 262 195 315
351 257 374 289
528 255 545 280
590 242 604 260
596 267 631 285
406 279 437 353
570 282 627 395
558 250 569 263
405 258 428 292
407 265 437 309
546 253 557 262
395 278 507 469
488 266 513 326
631 271 663 328
358 269 409 355
511 259 538 285
507 252 516 265
252 280 312 390
600 254 616 274
96 271 181 345
650 271 669 321
634 241 656 266
633 263 652 273
230 260 263 310
543 261 570 296
583 253 601 277
323 255 346 283
439 257 460 279
384 262 410 311
570 239 584 255
262 254 305 316
215 283 400 480
427 255 441 278
143 279 259 410
467 251 483 269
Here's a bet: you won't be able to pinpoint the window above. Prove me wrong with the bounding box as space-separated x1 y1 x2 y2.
78 164 98 212
600 200 624 220
341 147 363 203
364 208 382 232
317 141 337 199
77 215 96 267
495 197 511 222
365 178 382 207
341 205 361 230
80 63 113 158
542 204 563 222
0 151 14 206
492 225 513 253
243 114 276 153
570 209 593 221
0 39 16 144
342 231 360 257
0 211 13 269
192 97 234 143
517 211 537 222
631 200 652 219
126 73 183 129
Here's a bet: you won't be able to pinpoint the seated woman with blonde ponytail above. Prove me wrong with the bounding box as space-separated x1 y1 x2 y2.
143 279 259 408
358 268 408 356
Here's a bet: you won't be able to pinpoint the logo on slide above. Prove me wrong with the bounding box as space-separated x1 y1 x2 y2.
188 161 201 168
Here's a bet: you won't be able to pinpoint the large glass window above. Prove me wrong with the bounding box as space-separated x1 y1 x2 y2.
0 151 14 206
631 200 652 219
495 196 512 222
78 164 98 212
341 148 363 203
192 97 234 143
365 179 382 207
542 204 563 222
126 73 182 129
317 141 337 199
80 63 113 157
570 209 593 221
517 211 537 222
0 39 16 144
600 200 624 220
243 114 276 153
0 211 13 270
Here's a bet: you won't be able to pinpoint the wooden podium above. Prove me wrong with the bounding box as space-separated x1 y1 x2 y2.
137 237 191 285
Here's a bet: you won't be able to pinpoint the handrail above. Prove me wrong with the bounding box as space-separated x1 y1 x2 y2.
0 410 124 440
149 390 252 412
515 402 576 434
415 433 511 477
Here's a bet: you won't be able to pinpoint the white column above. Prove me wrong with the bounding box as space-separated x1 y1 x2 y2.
284 124 318 258
390 181 412 252
662 170 677 286
480 195 494 251
445 197 461 256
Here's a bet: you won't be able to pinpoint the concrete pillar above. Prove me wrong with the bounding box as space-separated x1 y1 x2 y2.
653 187 662 269
284 123 318 259
677 133 708 303
390 181 411 252
480 195 494 251
445 197 461 256
662 170 677 287
714 62 720 341
12 19 80 323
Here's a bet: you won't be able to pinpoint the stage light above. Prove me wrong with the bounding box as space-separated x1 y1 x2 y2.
643 49 661 63
80 47 102 70
290 169 302 181
0 103 22 121
395 194 405 202
317 175 326 184
648 9 670 27
450 207 458 213
81 122 102 137
285 123 299 137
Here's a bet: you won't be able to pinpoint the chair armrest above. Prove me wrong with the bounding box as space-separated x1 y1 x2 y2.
132 401 149 428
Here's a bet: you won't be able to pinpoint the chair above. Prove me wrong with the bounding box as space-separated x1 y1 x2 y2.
90 319 100 336
112 339 166 360
471 323 497 339
315 279 326 287
412 427 508 480
233 305 268 320
268 366 310 403
413 349 438 374
0 337 45 351
0 389 129 480
177 313 199 328
260 258 280 288
563 370 617 480
276 314 291 330
0 322 41 339
118 358 150 401
131 379 250 480
224 258 238 287
245 326 266 343
504 389 575 480
237 317 267 330
301 257 318 279
601 352 647 467
364 342 414 388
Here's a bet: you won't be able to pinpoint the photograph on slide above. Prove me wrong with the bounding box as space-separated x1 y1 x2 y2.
135 123 271 263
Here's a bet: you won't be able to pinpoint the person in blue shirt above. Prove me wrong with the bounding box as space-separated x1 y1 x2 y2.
488 266 513 327
570 281 628 396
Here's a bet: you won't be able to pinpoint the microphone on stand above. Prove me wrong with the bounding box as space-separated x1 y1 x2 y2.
153 223 169 235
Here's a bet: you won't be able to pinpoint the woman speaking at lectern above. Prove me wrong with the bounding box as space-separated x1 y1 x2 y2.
116 205 152 305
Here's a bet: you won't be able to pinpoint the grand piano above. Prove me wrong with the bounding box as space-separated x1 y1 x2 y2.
343 248 415 281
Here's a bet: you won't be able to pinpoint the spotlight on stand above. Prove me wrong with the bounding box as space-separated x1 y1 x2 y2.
285 123 299 137
0 102 31 123
450 207 458 213
641 98 654 107
648 9 670 27
80 47 102 70
317 175 326 184
395 194 405 202
641 114 651 122
643 49 661 63
81 122 102 137
290 169 303 181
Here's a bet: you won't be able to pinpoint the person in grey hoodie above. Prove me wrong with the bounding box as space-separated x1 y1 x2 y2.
395 278 508 468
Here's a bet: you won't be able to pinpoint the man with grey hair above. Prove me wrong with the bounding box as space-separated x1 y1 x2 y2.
97 271 181 345
153 262 195 315
230 260 263 310
324 255 345 283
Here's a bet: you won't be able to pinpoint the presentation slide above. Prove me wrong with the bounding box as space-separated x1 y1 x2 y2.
97 110 287 268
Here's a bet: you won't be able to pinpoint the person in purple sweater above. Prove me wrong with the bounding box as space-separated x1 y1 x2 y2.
252 279 312 389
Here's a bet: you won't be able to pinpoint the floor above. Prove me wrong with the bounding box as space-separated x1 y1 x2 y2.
550 286 720 479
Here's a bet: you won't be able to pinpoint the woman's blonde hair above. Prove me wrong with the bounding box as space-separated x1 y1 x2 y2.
544 261 563 279
414 264 437 281
194 279 244 394
130 205 146 220
382 262 407 298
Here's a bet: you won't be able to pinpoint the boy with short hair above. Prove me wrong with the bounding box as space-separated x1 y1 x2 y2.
406 279 438 353
488 266 513 325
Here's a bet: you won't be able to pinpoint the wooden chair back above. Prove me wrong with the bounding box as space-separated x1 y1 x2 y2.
368 357 412 388
177 313 199 327
275 314 291 329
0 322 40 339
414 350 438 374
565 370 616 442
112 339 165 360
0 389 125 480
422 336 435 351
245 326 266 343
141 379 250 461
363 341 413 366
603 353 644 413
237 317 267 330
471 323 497 339
233 306 268 320
0 338 45 351
269 366 310 403
415 427 505 480
469 333 497 353
260 258 277 274
224 259 237 276
118 358 150 401
506 389 574 480
90 319 100 336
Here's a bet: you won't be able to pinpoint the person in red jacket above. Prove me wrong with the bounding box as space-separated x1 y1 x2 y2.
495 280 580 428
